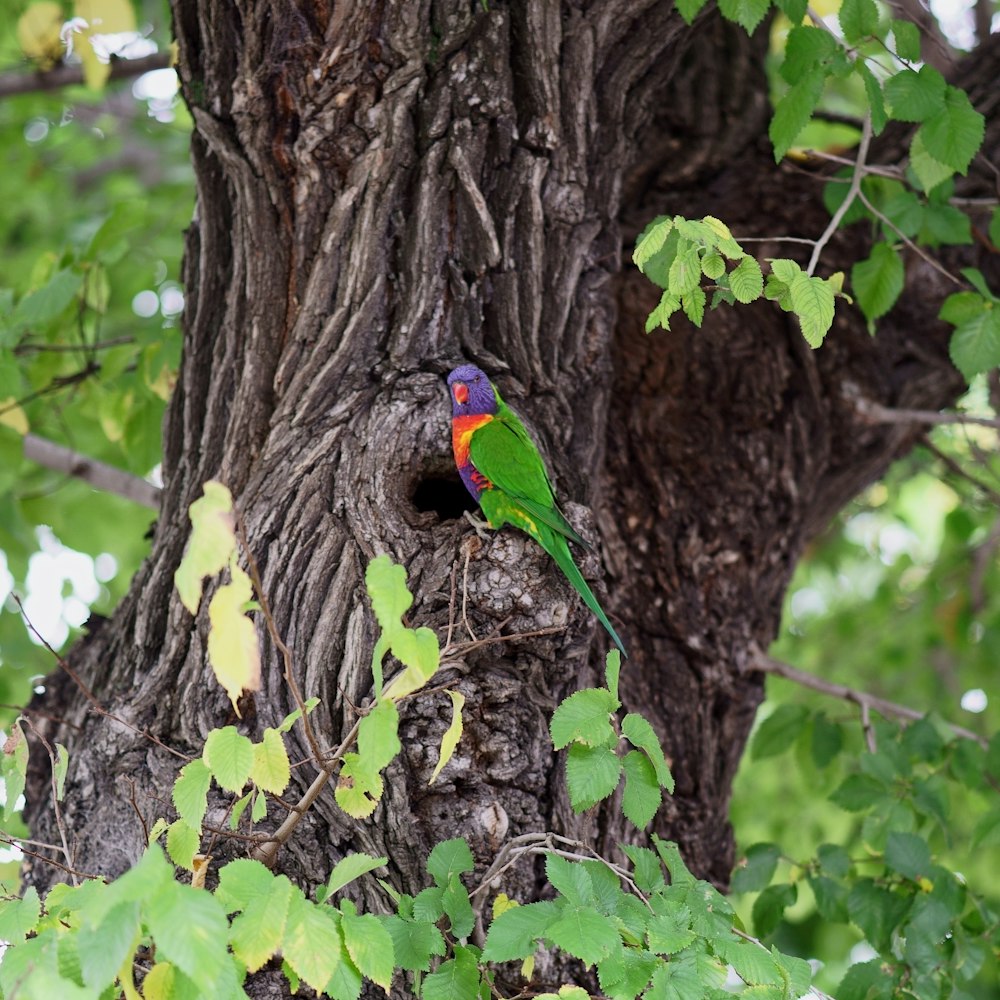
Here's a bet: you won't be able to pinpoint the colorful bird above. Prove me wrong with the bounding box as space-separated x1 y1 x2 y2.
447 364 627 658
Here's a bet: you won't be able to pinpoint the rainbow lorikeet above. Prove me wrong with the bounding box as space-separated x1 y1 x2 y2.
447 364 627 658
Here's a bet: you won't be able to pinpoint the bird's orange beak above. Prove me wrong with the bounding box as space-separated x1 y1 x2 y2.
453 383 469 404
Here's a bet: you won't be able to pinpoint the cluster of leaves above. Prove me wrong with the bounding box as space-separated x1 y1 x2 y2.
637 0 999 382
552 649 674 826
734 704 1000 998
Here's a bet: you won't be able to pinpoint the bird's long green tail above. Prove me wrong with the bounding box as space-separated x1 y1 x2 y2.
548 535 627 659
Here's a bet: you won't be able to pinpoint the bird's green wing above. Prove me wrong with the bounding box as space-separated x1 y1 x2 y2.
469 407 588 548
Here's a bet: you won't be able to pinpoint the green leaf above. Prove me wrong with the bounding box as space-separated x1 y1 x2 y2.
718 0 771 34
781 26 837 85
441 873 475 939
325 853 388 899
0 887 40 943
675 0 710 25
549 688 619 749
547 904 621 965
714 936 785 985
216 859 276 912
947 303 1000 379
165 819 200 871
622 749 661 828
340 910 394 991
790 271 836 347
729 255 764 304
422 944 480 1000
774 0 807 21
283 892 343 992
682 286 707 327
668 245 702 297
366 554 413 629
335 754 383 819
921 200 972 245
809 874 849 921
810 711 843 768
770 69 825 162
830 772 887 811
633 216 673 269
427 837 474 886
732 843 780 893
357 697 401 772
989 206 1000 249
605 649 621 703
12 270 83 328
855 63 887 135
203 726 255 792
885 66 946 123
847 879 912 951
229 875 294 972
701 251 726 280
839 0 879 44
851 242 904 321
622 845 665 893
940 290 987 327
382 914 446 972
172 758 212 832
646 906 696 955
566 743 622 811
546 854 595 906
78 902 140 987
751 882 797 937
430 689 465 784
885 831 931 880
751 704 809 759
251 727 290 794
891 18 921 61
1 719 29 820
909 130 954 193
645 290 682 332
482 900 559 962
920 86 985 173
622 714 674 791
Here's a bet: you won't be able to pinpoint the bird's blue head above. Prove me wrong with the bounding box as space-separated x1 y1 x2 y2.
447 365 498 418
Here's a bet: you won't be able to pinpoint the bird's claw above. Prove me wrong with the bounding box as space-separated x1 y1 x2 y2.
463 509 493 543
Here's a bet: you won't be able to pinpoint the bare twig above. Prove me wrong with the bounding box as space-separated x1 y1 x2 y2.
23 433 161 509
754 653 987 748
732 236 818 246
0 833 99 881
11 595 192 762
855 397 1000 431
13 336 134 355
807 114 873 276
921 437 1000 506
0 52 173 100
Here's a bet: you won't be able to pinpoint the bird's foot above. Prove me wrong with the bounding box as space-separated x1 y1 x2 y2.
463 509 493 542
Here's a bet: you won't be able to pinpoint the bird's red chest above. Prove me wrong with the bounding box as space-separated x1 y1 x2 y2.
451 413 493 467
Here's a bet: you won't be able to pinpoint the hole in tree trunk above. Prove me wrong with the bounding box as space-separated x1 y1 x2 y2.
412 471 479 521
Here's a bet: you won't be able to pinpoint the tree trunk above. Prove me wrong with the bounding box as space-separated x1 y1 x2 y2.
23 1 998 996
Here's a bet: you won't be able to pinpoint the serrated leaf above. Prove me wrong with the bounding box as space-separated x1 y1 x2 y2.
172 758 212 831
165 819 199 871
216 858 276 910
283 891 343 992
621 714 673 791
547 904 620 965
947 304 1000 380
682 287 706 327
0 887 40 943
251 788 267 822
909 130 954 193
810 711 844 768
851 242 904 321
886 66 946 123
715 935 785 986
751 882 797 937
645 290 681 332
856 62 887 135
781 25 837 85
921 201 972 246
358 696 401 772
605 649 621 702
731 842 780 894
668 245 702 296
770 69 825 162
174 481 236 615
809 874 849 921
430 689 465 784
891 18 921 61
830 772 887 811
790 271 836 347
207 562 262 715
335 753 383 818
422 944 480 1000
251 727 291 794
622 750 660 828
718 0 771 34
675 0 710 23
751 704 809 759
566 743 622 811
622 845 664 893
549 688 619 749
427 837 474 886
385 625 440 700
325 854 388 900
441 872 475 939
229 875 294 972
634 217 673 269
920 86 984 173
546 854 595 907
839 0 879 43
646 907 696 954
847 879 911 951
885 831 931 880
13 270 83 329
483 900 559 961
341 910 395 990
203 726 255 792
382 914 446 972
230 790 253 829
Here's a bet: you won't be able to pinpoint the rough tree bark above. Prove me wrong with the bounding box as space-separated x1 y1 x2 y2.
23 1 998 996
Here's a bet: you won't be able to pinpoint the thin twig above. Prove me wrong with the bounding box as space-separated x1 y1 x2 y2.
13 335 134 355
799 148 903 181
807 114 873 276
0 52 173 100
855 187 964 287
23 433 161 509
732 236 818 246
855 397 1000 430
11 595 192 762
921 437 1000 507
461 542 477 642
755 653 987 748
0 833 99 881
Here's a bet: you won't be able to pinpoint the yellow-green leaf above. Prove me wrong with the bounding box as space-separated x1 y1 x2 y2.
166 819 199 871
17 2 64 68
385 627 440 700
141 963 177 1000
430 690 465 784
203 725 255 792
207 562 262 714
251 728 291 794
0 400 29 436
174 480 237 615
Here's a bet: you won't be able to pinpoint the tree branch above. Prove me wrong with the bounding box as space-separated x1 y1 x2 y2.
754 653 988 748
0 52 173 100
854 397 1000 430
23 433 161 510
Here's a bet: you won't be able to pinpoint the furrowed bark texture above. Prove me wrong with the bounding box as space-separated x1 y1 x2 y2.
23 1 999 995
